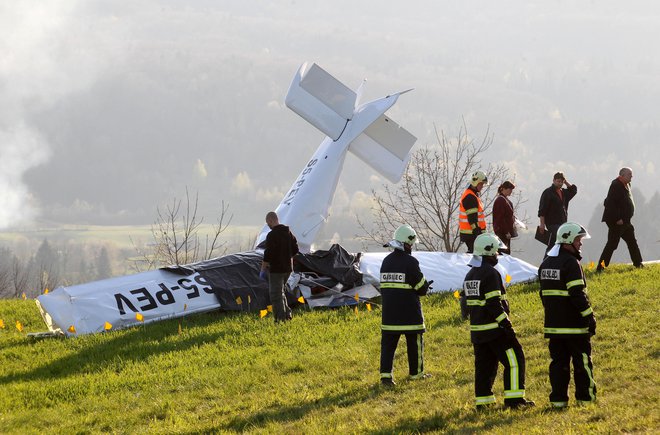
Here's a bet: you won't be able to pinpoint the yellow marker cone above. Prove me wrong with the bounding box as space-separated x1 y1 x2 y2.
588 261 595 270
259 309 268 318
68 325 76 333
44 288 49 294
16 320 24 332
136 313 144 322
354 306 359 316
453 290 460 299
22 292 26 300
505 274 512 284
0 319 5 329
600 260 605 268
297 296 305 304
267 305 273 313
104 322 112 331
354 294 360 302
366 303 372 311
236 296 243 305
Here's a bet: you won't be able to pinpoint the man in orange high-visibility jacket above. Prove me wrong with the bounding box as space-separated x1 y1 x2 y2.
459 171 488 253
458 171 488 319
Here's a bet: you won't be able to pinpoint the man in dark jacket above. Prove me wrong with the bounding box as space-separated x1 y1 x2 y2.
539 222 597 408
538 172 577 251
379 225 432 387
261 211 299 323
596 167 643 271
463 233 534 409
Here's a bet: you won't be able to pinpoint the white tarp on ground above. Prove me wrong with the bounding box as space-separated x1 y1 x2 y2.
359 252 539 292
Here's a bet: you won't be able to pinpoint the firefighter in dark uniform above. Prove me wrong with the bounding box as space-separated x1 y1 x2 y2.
539 222 597 408
458 171 488 320
379 224 432 387
463 233 534 409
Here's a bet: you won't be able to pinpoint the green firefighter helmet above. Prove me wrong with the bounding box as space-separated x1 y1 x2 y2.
473 233 506 256
555 222 590 244
394 224 417 244
470 170 488 187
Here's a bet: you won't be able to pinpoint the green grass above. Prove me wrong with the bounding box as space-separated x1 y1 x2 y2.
0 264 658 434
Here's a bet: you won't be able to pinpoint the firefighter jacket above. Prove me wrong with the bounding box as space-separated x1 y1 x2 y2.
380 249 430 334
463 260 511 344
459 186 487 235
538 248 593 338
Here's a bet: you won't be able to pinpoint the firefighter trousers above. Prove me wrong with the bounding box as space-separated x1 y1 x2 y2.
473 333 527 406
548 337 596 407
380 332 424 380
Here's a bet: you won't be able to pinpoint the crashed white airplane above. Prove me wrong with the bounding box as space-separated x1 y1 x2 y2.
36 62 537 336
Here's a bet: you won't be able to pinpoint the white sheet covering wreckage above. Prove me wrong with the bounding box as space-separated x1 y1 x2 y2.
36 62 538 336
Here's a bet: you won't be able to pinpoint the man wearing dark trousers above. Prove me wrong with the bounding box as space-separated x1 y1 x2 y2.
539 222 597 409
596 167 643 271
459 170 488 253
261 211 299 323
458 170 488 320
463 233 534 409
538 172 577 252
379 224 432 387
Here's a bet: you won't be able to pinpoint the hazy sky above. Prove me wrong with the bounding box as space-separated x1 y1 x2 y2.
1 1 658 242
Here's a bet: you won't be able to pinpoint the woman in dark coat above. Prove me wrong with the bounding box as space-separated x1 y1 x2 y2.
492 181 516 254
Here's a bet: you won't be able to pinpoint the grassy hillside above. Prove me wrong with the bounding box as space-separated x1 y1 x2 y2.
0 264 658 434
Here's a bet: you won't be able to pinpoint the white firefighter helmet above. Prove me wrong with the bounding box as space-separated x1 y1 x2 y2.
394 224 417 245
555 222 590 244
473 233 506 256
470 170 488 187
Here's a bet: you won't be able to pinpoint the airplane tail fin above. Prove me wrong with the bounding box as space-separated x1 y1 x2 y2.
285 62 416 183
285 63 356 141
348 112 416 183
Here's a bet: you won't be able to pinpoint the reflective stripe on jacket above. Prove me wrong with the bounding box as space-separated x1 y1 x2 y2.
463 261 509 344
538 249 592 338
459 187 486 234
380 249 429 333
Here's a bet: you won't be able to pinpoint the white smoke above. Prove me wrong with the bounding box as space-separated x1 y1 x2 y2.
0 124 50 226
0 2 110 228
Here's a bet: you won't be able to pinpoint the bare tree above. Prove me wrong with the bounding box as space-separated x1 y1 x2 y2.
132 188 233 270
0 248 13 298
358 121 525 252
11 256 30 298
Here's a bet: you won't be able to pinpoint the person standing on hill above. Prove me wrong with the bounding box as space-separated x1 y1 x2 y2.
458 171 488 320
538 222 597 409
261 211 299 323
492 181 516 255
379 224 432 387
463 233 534 409
538 172 577 251
459 171 488 253
596 167 644 271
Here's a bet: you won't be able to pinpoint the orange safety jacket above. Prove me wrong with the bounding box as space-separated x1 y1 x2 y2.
459 188 487 234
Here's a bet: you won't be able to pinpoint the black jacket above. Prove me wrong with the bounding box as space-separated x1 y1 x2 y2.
538 184 577 226
463 260 511 344
601 178 635 224
538 249 593 338
380 249 429 334
263 224 299 273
